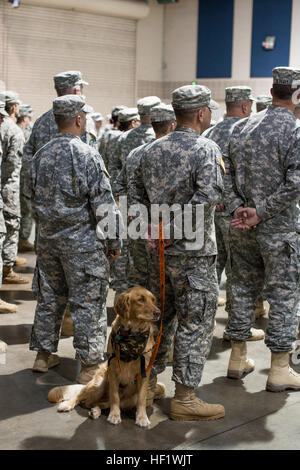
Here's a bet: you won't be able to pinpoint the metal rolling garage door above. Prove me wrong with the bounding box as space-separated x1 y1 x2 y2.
0 1 137 118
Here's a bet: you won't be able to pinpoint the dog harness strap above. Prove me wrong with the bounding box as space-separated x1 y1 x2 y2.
140 355 147 378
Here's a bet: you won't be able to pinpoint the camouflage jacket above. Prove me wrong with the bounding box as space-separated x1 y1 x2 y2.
30 133 123 253
225 105 300 233
114 141 154 199
128 126 224 256
203 117 241 216
98 127 121 168
0 117 24 216
109 124 155 195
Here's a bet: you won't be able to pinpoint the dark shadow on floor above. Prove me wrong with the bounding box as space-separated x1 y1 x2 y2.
0 324 32 345
0 290 35 302
19 374 290 451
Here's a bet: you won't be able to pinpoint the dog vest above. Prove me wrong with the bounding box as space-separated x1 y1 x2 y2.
109 326 151 378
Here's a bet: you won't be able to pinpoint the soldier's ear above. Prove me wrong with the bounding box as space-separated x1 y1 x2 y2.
115 292 131 320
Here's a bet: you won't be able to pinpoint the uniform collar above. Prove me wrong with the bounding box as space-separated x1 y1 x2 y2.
175 126 200 137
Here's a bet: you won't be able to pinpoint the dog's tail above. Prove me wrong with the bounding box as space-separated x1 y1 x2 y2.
48 384 84 404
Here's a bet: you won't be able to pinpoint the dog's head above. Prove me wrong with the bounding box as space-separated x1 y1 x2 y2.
115 286 161 324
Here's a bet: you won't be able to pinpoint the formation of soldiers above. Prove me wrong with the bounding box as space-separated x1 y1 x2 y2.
1 65 300 423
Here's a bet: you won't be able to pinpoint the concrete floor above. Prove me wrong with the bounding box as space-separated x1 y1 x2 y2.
1 251 300 450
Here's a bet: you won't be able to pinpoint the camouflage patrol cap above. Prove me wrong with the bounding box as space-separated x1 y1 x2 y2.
53 95 91 117
137 96 161 115
90 112 103 122
53 70 89 89
19 104 32 117
1 90 21 105
150 103 175 122
256 95 272 106
272 67 300 86
118 107 140 123
0 101 8 117
225 86 255 102
172 85 219 110
111 105 125 118
21 103 33 113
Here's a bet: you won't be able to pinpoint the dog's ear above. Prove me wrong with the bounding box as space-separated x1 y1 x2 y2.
115 292 131 319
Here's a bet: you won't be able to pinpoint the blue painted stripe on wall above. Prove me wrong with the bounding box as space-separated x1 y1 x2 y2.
197 0 234 79
251 0 292 78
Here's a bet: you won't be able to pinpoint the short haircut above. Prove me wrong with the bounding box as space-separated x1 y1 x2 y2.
226 100 250 112
152 120 174 135
55 85 78 97
119 120 136 132
174 107 202 123
5 103 15 115
17 115 26 125
272 84 296 101
54 114 77 129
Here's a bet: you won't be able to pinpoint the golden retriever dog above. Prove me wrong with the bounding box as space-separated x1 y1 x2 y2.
48 286 160 427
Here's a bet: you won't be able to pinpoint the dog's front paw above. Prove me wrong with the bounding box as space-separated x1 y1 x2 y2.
135 414 150 428
89 406 102 420
57 401 74 412
107 412 121 425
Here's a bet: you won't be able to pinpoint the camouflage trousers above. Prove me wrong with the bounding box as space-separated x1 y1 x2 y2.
20 170 33 240
226 228 300 352
149 251 218 387
2 212 20 267
110 238 129 293
128 238 150 290
30 248 109 364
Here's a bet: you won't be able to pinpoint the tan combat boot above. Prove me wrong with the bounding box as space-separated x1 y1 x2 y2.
266 352 300 392
32 351 60 372
18 238 35 252
3 266 29 284
218 297 226 307
170 383 225 421
0 340 7 354
15 256 27 266
254 299 267 319
147 375 166 406
227 341 255 379
223 327 264 342
77 363 100 384
0 298 18 314
61 306 74 337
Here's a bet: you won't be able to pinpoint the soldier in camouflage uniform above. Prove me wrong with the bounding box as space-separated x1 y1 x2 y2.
108 107 140 194
0 101 18 313
17 104 34 252
108 107 140 301
29 95 122 384
204 87 265 339
109 100 159 302
129 85 225 420
224 67 300 392
98 105 125 169
22 71 96 249
0 91 28 284
116 103 176 290
256 95 272 113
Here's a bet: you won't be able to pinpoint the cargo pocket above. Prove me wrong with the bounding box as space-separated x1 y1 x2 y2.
285 238 300 286
84 251 109 302
186 275 211 323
